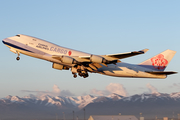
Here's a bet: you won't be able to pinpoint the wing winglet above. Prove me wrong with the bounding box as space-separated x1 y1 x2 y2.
139 49 149 53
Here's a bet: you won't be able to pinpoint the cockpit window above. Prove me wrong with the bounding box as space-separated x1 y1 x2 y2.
16 35 20 37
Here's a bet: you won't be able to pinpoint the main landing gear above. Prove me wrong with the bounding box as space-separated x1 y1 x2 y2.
72 72 89 78
71 65 89 78
77 65 89 78
72 72 77 78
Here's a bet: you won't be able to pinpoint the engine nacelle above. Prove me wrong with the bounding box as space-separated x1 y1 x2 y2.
61 56 78 64
90 55 108 63
52 63 69 70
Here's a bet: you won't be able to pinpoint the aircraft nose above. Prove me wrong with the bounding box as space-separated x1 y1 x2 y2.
2 38 9 45
2 39 6 44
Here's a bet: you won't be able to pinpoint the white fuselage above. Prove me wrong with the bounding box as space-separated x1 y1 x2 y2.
2 34 167 79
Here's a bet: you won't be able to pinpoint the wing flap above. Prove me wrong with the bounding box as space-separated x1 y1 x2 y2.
92 63 102 68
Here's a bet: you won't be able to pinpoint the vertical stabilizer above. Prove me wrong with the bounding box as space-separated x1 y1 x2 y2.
139 49 176 71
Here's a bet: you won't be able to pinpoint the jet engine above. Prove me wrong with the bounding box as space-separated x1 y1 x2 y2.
90 55 108 63
52 63 69 70
61 56 78 64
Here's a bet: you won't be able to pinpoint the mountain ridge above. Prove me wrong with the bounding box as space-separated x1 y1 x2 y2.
1 92 180 119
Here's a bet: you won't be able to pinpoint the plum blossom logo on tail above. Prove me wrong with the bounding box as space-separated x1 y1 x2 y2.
68 51 72 56
151 54 168 70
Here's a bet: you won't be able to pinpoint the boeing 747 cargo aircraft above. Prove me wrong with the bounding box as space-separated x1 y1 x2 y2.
2 34 177 78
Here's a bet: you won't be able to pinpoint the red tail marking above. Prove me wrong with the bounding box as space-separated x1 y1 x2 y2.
151 54 168 70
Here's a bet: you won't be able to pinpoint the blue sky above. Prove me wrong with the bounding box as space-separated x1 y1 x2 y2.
0 0 180 98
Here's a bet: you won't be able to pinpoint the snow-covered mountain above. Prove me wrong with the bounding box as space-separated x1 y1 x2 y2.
1 92 180 119
2 92 180 109
1 93 120 109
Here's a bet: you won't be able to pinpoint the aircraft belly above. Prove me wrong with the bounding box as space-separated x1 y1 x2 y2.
102 71 137 77
99 66 135 77
99 66 166 78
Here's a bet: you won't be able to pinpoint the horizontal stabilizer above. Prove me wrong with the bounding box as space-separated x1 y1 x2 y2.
146 71 177 75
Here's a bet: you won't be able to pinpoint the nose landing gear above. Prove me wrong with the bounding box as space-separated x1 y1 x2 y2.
16 52 20 61
16 57 20 61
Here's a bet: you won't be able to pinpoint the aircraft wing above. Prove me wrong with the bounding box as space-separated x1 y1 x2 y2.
78 49 149 63
52 49 149 66
102 49 149 60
